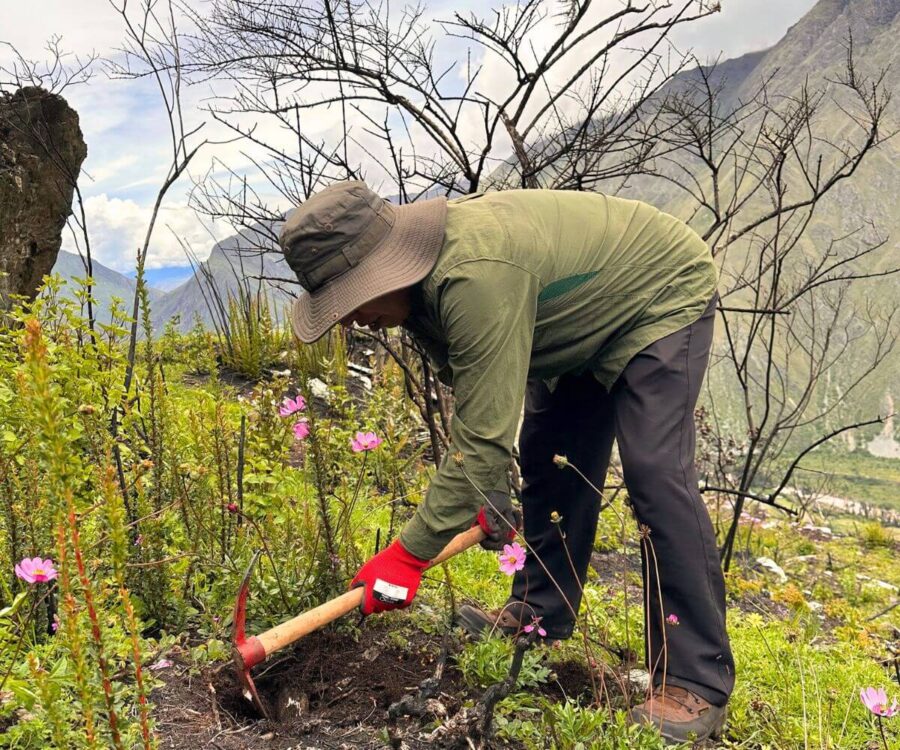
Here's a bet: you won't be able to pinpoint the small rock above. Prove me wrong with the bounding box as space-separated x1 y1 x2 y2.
808 601 824 612
628 668 650 691
856 574 898 592
424 698 448 718
307 378 331 401
350 371 372 390
755 557 788 583
260 731 275 740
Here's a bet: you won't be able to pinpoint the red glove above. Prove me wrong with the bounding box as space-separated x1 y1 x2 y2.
351 540 430 615
474 490 522 550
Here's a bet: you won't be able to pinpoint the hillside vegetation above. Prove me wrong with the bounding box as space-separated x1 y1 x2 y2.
0 290 897 749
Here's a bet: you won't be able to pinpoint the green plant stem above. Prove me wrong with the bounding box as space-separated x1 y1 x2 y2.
554 524 600 703
440 561 456 627
0 594 40 693
56 523 98 749
305 407 339 587
341 451 368 538
121 588 154 750
29 652 70 747
240 511 291 611
68 500 124 749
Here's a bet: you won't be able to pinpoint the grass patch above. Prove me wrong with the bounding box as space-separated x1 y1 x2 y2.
781 450 900 510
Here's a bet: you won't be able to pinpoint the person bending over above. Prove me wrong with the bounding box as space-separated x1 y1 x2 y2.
279 180 733 744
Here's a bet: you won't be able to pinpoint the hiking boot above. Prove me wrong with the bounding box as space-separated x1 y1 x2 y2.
454 603 534 640
629 685 727 744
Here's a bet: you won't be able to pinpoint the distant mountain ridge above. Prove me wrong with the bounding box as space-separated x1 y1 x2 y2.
632 0 899 209
150 223 298 332
49 251 165 322
51 224 298 332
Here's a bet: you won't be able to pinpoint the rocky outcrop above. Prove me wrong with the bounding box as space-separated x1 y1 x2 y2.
0 86 87 310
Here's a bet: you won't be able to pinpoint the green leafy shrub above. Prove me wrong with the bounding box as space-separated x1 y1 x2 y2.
219 291 288 379
497 700 672 749
860 522 891 549
456 636 551 690
292 324 348 385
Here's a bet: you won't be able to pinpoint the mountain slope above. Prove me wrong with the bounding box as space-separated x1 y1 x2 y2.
49 251 164 321
150 224 298 333
634 0 900 439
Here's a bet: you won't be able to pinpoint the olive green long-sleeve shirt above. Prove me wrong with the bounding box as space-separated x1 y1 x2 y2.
398 189 717 561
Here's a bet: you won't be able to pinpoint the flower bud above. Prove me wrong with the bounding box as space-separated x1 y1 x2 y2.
552 454 569 468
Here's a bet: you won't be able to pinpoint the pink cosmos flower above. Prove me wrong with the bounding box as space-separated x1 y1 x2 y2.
860 687 899 717
292 420 310 440
666 614 680 626
279 395 306 417
351 431 383 452
523 617 547 637
226 502 239 514
14 557 58 585
498 542 526 575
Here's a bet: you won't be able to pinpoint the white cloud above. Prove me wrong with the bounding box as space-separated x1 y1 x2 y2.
0 0 123 62
81 194 229 271
671 0 818 61
83 153 140 185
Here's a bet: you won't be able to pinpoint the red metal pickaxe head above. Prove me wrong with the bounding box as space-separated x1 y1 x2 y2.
231 551 271 720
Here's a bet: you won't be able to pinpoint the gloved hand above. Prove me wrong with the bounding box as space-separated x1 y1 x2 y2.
350 539 430 615
475 490 523 551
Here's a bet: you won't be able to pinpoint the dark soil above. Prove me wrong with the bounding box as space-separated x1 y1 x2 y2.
590 548 644 606
152 624 595 750
730 590 792 620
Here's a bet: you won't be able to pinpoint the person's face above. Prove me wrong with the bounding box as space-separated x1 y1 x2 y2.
340 288 412 333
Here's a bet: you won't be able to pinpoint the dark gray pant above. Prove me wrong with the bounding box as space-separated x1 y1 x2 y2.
507 295 734 706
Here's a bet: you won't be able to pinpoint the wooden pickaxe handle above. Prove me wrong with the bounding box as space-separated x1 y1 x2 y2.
237 526 486 668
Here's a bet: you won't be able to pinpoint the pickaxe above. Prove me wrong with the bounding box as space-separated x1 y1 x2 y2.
232 526 486 719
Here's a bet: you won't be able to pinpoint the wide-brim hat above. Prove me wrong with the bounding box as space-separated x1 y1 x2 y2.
279 180 447 343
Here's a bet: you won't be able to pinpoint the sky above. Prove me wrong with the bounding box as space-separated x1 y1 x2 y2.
1 0 819 275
